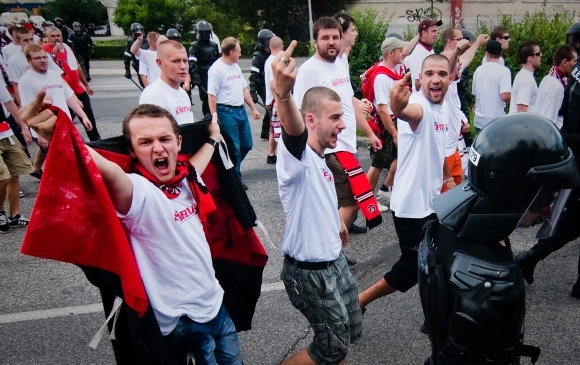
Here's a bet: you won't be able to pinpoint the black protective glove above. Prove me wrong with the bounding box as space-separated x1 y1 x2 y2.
124 70 132 79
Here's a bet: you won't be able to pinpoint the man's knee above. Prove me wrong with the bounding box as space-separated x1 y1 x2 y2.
308 321 349 365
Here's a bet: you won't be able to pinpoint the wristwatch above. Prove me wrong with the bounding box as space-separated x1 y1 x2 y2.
206 137 218 148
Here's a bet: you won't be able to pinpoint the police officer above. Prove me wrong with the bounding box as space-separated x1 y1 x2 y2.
166 28 181 42
250 29 274 140
420 113 579 364
188 20 219 116
54 17 70 45
517 22 580 298
69 21 94 81
124 22 149 88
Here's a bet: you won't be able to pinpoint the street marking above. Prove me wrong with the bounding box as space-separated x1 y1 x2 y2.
0 283 285 324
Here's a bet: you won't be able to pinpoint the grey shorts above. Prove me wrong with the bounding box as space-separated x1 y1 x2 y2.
280 252 362 364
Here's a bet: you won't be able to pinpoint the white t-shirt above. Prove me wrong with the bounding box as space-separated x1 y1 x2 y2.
8 50 62 83
482 55 505 66
472 62 511 129
63 44 79 71
207 59 247 106
2 42 21 61
277 133 342 262
508 68 538 114
530 74 565 128
19 69 73 120
119 174 223 335
136 49 160 84
444 80 467 156
139 78 194 125
293 56 356 154
390 92 449 218
404 43 434 91
0 77 14 140
337 53 349 72
372 64 405 114
264 54 274 105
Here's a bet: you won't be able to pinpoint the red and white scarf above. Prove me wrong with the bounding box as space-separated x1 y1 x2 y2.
548 66 568 88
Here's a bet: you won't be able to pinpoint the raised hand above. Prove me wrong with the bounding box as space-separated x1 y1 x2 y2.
390 72 412 115
271 40 298 100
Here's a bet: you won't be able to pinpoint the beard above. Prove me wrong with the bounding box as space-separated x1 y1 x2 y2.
316 43 340 63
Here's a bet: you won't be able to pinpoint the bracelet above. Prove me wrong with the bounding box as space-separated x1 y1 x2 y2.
272 88 291 102
206 137 218 148
444 177 454 184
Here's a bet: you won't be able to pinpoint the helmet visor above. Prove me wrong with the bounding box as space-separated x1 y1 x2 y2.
516 187 572 239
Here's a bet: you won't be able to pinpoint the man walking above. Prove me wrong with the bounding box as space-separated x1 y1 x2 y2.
509 41 541 113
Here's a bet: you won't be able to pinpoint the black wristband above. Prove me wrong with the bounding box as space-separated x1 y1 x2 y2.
206 137 218 148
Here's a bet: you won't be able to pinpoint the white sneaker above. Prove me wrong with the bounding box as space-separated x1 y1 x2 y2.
376 189 391 201
378 202 389 212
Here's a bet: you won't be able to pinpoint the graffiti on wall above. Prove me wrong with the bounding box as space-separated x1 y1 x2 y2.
403 7 443 23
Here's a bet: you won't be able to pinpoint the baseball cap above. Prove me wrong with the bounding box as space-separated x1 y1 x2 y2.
486 40 502 55
381 37 408 54
418 18 443 33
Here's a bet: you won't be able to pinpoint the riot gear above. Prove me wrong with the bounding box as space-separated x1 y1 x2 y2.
251 29 274 139
566 21 580 52
69 22 94 80
42 21 54 29
197 20 212 41
257 28 274 48
166 28 181 42
130 22 145 38
461 29 476 43
189 21 220 115
72 21 82 33
419 114 580 365
124 23 149 85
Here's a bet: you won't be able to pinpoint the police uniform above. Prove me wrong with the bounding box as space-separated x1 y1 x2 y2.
123 23 149 88
250 29 274 140
188 21 220 116
69 23 94 80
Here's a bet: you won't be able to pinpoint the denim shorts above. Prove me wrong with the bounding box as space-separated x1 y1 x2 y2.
280 252 362 364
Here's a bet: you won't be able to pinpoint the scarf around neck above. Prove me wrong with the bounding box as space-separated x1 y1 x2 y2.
549 66 568 88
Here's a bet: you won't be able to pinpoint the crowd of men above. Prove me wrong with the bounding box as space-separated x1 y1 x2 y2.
6 11 580 365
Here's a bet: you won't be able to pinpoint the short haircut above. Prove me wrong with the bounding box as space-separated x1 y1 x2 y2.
7 24 17 36
553 45 577 66
518 41 539 64
333 13 355 34
421 53 451 72
157 39 185 59
269 36 283 51
122 104 180 151
313 17 341 40
14 26 32 41
491 26 509 41
221 37 239 56
47 26 61 36
300 86 341 120
24 43 43 59
147 31 159 44
442 28 460 45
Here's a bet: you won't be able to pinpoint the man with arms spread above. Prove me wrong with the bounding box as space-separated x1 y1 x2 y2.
359 55 453 313
139 40 194 125
530 45 577 128
25 97 243 363
509 41 541 113
273 40 362 365
293 17 382 238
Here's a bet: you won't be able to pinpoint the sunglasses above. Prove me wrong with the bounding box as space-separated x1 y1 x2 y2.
533 52 542 57
501 35 510 40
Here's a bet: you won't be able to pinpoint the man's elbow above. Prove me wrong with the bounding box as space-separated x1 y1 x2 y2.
500 93 511 103
516 104 528 112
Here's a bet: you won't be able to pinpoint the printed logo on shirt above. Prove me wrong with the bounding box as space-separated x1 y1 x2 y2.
174 204 198 222
331 77 349 87
434 121 448 132
227 74 241 81
42 83 63 91
175 105 191 115
321 168 334 183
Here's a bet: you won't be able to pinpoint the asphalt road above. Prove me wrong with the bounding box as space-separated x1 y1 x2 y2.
1 60 579 365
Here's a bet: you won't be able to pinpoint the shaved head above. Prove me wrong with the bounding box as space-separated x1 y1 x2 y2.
269 36 283 51
157 39 185 59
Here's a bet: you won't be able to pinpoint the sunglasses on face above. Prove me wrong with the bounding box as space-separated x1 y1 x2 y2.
501 35 510 40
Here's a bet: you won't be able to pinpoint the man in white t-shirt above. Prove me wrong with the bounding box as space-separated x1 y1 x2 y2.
271 40 362 365
472 40 512 132
130 32 165 87
2 25 21 61
293 17 382 237
530 45 577 128
359 54 452 312
509 41 541 113
208 37 261 184
24 99 242 364
404 18 442 91
481 26 510 66
263 36 283 164
139 40 194 125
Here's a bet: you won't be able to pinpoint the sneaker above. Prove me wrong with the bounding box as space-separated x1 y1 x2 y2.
260 131 269 140
19 191 25 198
0 211 9 233
376 189 391 202
266 155 277 164
378 202 389 212
9 214 29 228
30 169 43 180
348 222 367 234
516 251 537 284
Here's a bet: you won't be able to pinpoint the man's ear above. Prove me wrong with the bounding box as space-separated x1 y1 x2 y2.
156 58 162 68
177 135 182 151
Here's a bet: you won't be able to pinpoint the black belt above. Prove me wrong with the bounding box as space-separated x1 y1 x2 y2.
217 103 244 109
284 255 335 270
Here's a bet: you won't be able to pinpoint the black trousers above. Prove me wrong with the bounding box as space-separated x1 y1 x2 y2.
76 91 101 141
384 212 437 292
75 52 91 78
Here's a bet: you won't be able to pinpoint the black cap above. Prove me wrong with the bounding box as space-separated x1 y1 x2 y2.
486 40 502 55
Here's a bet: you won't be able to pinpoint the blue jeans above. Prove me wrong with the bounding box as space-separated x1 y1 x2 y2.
216 104 253 176
164 304 242 365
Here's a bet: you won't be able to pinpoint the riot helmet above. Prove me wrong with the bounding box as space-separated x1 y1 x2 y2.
257 28 274 48
73 21 82 33
130 22 145 37
166 28 181 42
197 20 211 41
461 29 475 43
435 113 580 242
54 17 62 26
566 21 580 51
42 21 54 28
386 32 403 41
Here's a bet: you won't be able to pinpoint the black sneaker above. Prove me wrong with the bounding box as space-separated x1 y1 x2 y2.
260 131 269 140
0 211 9 233
30 169 43 180
516 251 537 284
9 214 29 228
266 155 277 164
348 222 367 234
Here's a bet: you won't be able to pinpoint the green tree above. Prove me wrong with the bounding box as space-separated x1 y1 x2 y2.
45 0 108 26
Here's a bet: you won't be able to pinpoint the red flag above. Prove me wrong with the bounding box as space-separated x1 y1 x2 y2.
20 109 148 317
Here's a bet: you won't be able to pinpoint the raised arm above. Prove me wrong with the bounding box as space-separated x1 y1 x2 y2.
459 34 489 69
129 33 144 58
390 73 423 130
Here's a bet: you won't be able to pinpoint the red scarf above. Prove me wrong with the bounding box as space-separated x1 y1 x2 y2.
132 155 216 223
549 66 568 88
42 44 84 94
418 40 433 52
